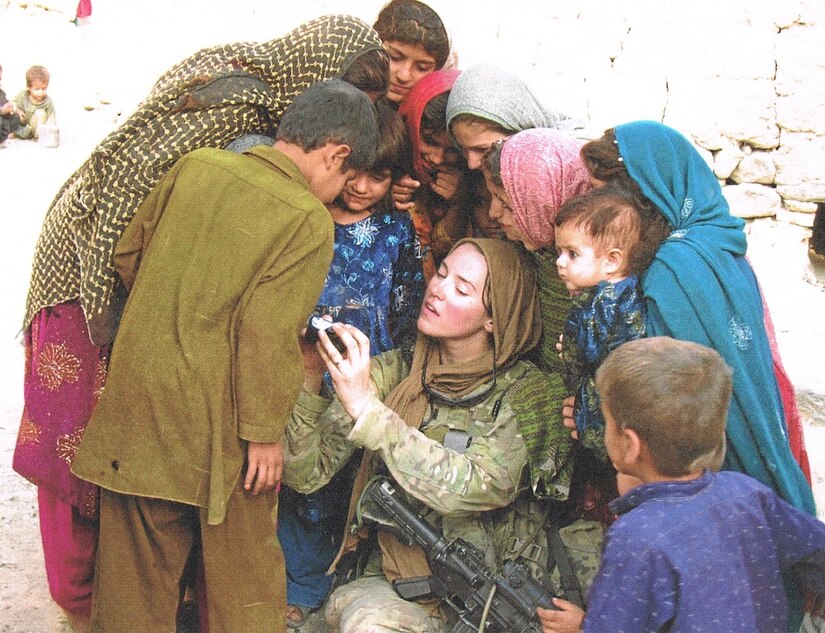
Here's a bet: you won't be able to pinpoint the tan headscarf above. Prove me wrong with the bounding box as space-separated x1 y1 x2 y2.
384 237 541 426
338 237 541 581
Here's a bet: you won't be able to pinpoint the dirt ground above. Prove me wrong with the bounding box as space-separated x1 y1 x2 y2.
1 3 824 632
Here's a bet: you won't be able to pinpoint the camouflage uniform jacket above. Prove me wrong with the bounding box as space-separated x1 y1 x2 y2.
284 350 567 583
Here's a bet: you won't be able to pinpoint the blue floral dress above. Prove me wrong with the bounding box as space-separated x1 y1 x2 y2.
560 276 645 457
314 208 424 356
279 207 424 611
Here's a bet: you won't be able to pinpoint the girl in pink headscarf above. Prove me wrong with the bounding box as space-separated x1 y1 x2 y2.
397 69 474 279
483 128 621 526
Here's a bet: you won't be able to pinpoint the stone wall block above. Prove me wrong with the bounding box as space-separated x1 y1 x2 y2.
612 18 775 80
784 199 819 214
774 133 825 201
776 24 825 80
714 146 746 180
528 73 589 124
582 71 668 132
723 184 782 218
731 152 777 184
536 19 628 77
776 78 825 135
666 79 779 148
777 207 816 228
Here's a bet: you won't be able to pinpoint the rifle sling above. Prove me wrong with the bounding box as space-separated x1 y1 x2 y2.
545 521 585 609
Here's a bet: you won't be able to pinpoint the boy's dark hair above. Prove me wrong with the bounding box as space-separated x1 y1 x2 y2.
26 65 50 87
340 48 390 99
374 0 450 69
276 79 379 172
372 101 411 180
555 184 656 277
596 337 732 476
420 90 449 136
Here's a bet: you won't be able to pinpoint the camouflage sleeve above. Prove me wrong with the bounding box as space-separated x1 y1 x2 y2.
282 350 411 493
347 395 528 516
282 390 357 494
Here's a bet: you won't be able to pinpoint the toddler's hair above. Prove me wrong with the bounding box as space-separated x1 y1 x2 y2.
374 0 450 69
26 65 50 87
373 101 412 180
555 184 649 277
580 128 671 253
596 337 732 475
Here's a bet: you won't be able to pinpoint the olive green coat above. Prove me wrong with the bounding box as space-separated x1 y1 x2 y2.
73 145 333 524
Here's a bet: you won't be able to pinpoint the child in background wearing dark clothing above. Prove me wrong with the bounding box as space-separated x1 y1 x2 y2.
0 64 22 145
13 65 57 141
280 101 425 629
554 185 662 457
538 337 825 633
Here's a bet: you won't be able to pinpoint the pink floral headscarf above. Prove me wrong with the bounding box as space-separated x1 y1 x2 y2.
500 128 592 249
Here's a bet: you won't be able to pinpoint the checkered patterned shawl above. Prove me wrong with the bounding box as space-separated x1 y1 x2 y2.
24 14 381 345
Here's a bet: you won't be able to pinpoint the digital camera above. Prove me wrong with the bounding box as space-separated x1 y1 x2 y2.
305 315 347 353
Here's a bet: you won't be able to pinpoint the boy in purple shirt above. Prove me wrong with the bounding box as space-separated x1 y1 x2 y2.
539 337 825 633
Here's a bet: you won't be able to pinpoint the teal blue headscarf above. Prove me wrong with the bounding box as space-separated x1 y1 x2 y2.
615 120 814 514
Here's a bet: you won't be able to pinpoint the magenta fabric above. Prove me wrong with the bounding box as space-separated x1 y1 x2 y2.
13 301 109 518
500 128 591 249
756 276 812 483
75 0 92 19
38 486 96 616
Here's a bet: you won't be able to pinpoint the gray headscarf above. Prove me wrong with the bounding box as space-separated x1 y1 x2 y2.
445 64 568 132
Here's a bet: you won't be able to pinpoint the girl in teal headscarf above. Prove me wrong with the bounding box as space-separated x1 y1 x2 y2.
584 120 814 516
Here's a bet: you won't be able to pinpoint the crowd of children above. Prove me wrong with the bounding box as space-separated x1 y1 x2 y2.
10 0 825 632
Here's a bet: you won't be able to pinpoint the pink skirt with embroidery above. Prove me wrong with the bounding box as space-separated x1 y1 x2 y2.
13 302 109 518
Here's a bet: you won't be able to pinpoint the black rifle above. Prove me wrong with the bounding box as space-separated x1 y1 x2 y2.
363 477 556 633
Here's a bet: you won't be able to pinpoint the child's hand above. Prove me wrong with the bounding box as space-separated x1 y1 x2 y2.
536 598 585 633
556 333 564 358
0 102 15 115
431 165 461 202
392 175 420 211
562 395 578 439
244 441 283 495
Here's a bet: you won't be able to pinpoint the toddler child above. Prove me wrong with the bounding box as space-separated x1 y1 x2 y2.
13 65 57 141
554 185 661 455
279 101 424 629
538 336 825 633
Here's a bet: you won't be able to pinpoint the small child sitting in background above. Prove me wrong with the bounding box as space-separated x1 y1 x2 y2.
0 64 22 145
554 185 661 455
13 65 57 142
538 336 825 633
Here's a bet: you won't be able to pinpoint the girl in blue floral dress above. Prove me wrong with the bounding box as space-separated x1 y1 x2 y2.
280 102 424 628
554 185 665 459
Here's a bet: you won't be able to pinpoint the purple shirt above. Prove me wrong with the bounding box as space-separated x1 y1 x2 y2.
584 470 825 633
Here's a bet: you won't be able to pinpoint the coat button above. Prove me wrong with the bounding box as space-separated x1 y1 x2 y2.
111 460 119 471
